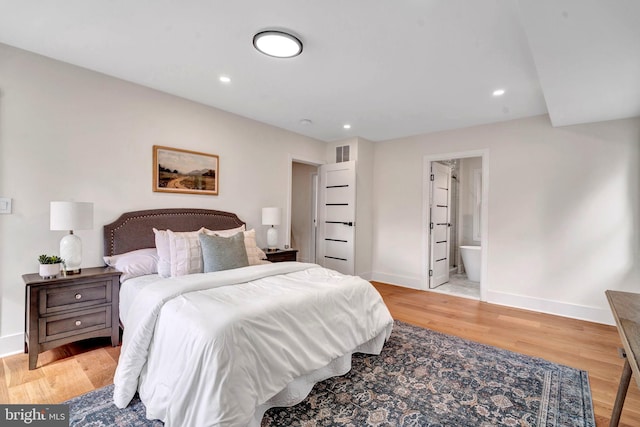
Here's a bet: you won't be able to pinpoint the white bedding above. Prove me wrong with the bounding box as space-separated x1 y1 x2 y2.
114 262 393 427
119 273 160 326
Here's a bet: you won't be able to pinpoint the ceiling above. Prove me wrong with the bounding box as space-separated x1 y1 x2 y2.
0 1 638 142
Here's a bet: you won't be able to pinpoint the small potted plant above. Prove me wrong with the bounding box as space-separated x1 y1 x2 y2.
38 254 64 279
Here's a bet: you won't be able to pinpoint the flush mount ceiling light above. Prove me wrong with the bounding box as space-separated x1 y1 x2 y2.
253 30 303 58
492 88 506 97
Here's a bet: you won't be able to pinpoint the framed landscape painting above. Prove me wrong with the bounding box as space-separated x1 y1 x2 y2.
153 145 219 195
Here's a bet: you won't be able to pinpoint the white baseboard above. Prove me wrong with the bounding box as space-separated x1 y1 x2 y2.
370 273 614 325
0 332 24 358
486 290 615 326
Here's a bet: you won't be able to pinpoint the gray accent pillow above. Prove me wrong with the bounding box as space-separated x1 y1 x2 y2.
199 232 249 272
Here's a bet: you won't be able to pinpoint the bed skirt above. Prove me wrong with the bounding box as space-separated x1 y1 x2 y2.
251 324 392 426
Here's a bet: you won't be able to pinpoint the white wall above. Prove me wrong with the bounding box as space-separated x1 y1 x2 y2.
0 43 326 355
459 157 482 246
354 138 374 279
372 115 640 324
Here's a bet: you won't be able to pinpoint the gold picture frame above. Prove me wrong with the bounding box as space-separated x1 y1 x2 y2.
153 145 219 195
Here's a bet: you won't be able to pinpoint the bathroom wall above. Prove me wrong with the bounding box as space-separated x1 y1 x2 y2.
459 157 482 246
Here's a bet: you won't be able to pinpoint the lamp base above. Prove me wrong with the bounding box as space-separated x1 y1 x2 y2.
60 232 82 275
267 226 278 250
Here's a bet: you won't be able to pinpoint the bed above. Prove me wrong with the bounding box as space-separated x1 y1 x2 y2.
104 208 394 427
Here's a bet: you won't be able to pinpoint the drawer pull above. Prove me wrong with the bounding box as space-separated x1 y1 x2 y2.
75 293 82 300
75 320 82 326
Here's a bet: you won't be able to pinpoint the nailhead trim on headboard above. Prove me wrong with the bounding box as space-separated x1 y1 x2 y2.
103 209 246 256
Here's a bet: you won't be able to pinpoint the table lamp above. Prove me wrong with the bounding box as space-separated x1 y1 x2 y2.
50 201 93 274
261 207 281 251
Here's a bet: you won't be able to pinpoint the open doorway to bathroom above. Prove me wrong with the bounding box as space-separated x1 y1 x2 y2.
424 150 488 301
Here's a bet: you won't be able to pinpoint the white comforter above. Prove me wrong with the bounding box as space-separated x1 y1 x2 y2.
113 262 394 427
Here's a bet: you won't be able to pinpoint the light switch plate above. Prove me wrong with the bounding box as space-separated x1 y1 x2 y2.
0 197 12 214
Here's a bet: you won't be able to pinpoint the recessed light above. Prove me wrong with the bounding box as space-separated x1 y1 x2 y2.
299 119 313 126
492 89 505 97
253 30 303 58
343 124 351 129
219 76 231 83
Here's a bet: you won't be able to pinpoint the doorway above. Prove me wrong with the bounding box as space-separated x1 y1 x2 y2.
423 150 488 301
289 159 321 264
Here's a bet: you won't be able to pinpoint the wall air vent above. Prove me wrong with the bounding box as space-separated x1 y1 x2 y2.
336 145 350 163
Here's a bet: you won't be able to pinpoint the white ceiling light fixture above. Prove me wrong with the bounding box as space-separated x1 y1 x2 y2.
492 88 506 97
219 76 231 83
343 124 352 129
253 30 303 58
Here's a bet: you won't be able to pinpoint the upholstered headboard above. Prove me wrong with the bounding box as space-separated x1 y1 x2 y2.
103 208 245 256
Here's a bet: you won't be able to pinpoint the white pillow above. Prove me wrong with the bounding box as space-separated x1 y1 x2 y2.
168 229 205 277
204 225 246 237
243 229 268 265
202 227 266 266
103 248 159 282
153 228 171 278
156 225 247 277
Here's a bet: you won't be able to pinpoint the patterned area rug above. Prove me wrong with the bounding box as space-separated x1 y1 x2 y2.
66 321 595 426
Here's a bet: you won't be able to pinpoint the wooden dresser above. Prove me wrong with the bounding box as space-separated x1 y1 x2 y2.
23 267 121 370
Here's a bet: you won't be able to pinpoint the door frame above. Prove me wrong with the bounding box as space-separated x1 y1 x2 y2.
286 154 325 260
422 149 489 301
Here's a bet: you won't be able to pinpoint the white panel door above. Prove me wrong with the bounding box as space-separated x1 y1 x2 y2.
317 161 356 275
429 162 452 288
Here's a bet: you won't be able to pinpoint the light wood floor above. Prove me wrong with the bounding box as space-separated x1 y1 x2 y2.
1 282 638 427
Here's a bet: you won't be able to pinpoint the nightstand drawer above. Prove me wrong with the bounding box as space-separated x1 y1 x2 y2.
265 249 298 262
39 280 112 315
39 306 112 343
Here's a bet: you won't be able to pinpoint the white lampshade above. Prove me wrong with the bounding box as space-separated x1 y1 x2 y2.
50 201 93 231
50 201 93 274
262 207 281 226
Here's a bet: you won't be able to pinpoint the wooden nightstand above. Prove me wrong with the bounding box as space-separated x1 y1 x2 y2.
23 267 121 370
264 248 298 263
